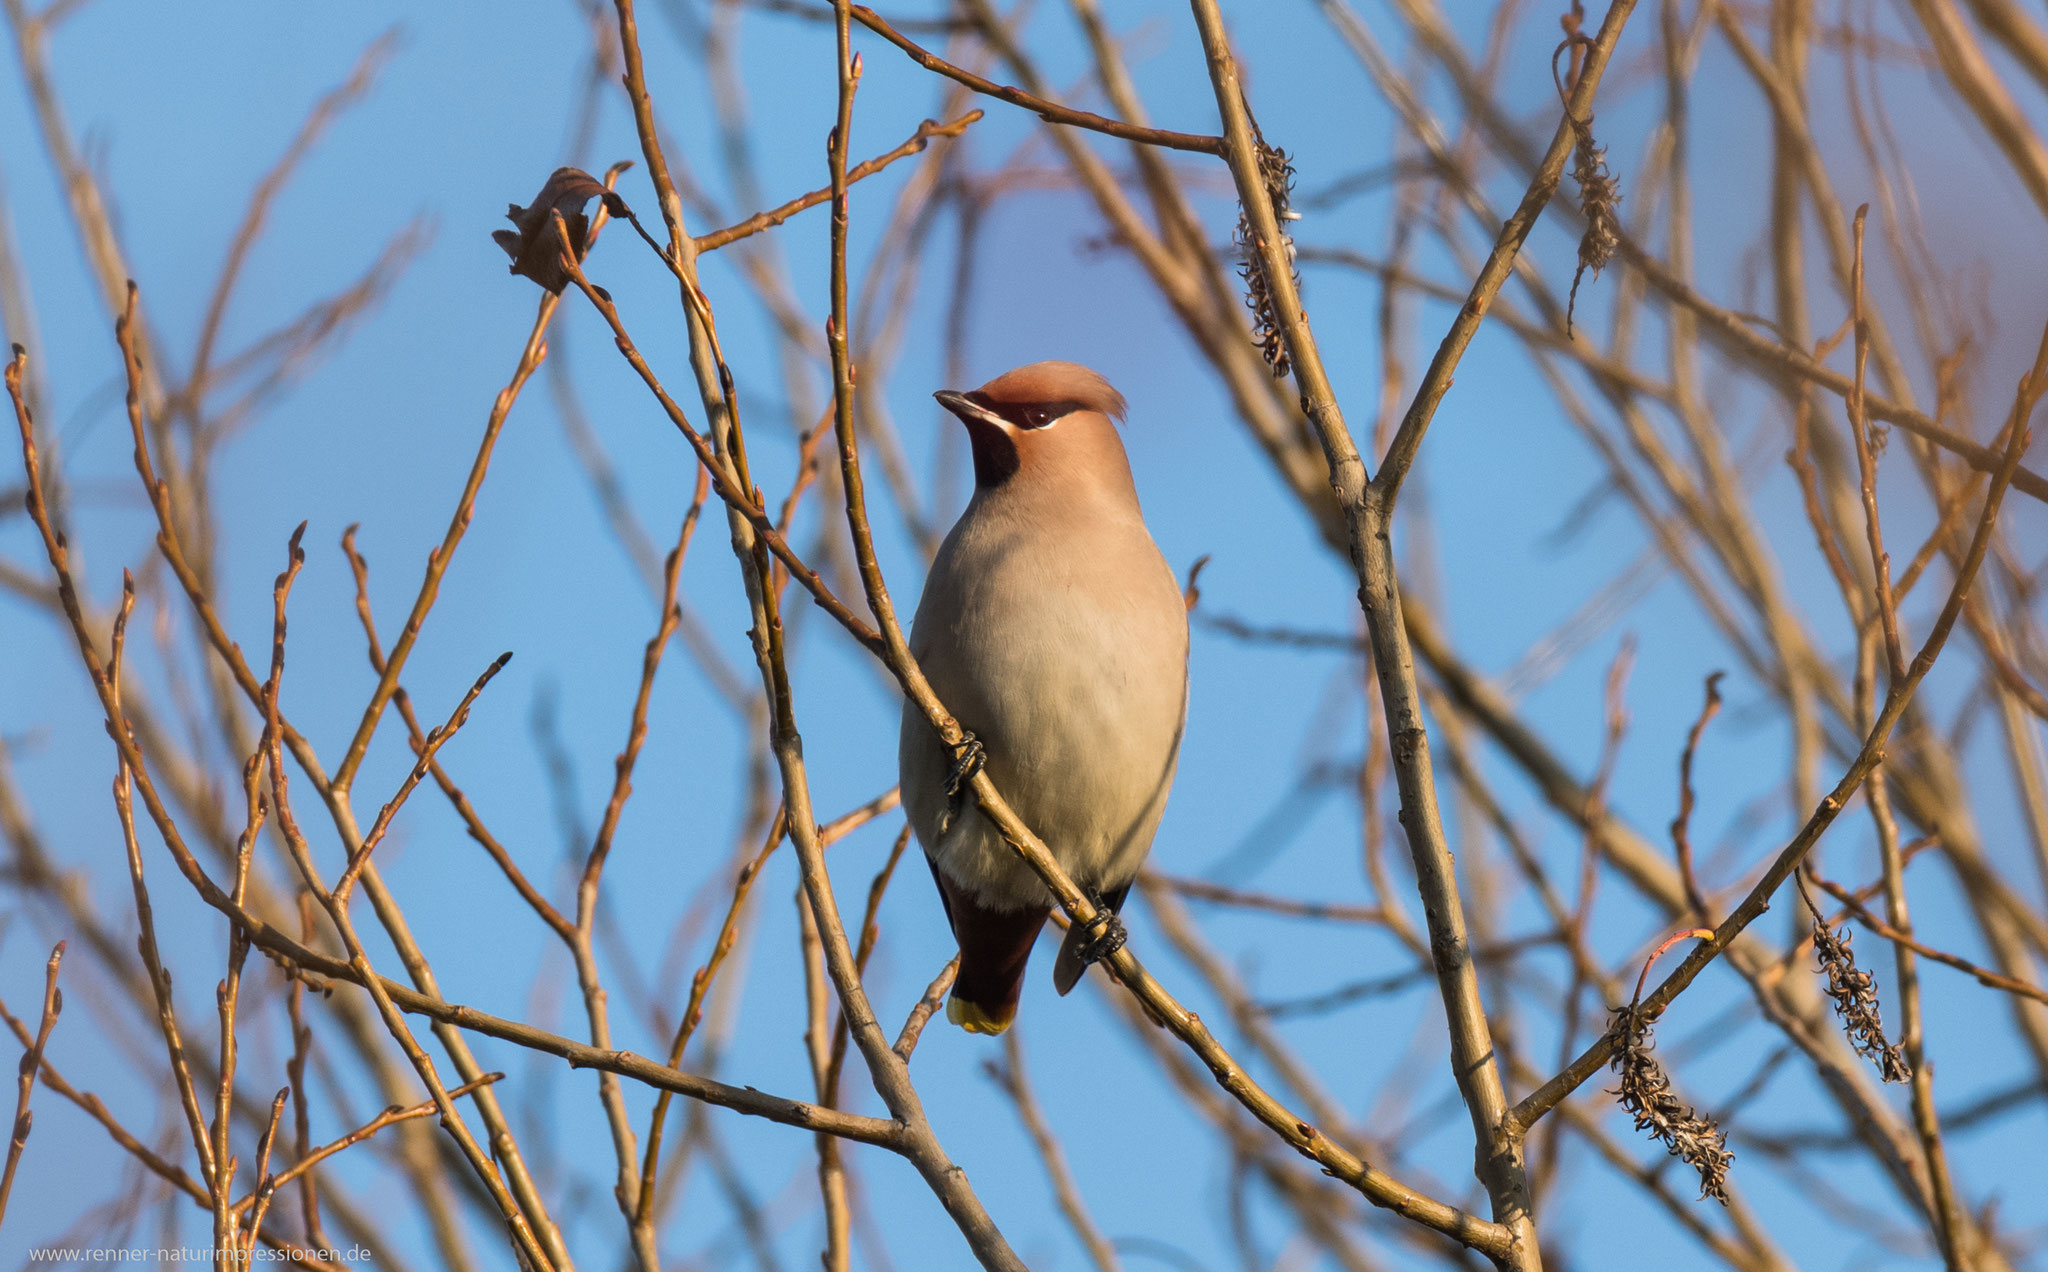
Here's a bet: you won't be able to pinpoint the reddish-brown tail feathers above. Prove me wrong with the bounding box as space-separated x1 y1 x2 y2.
925 857 1050 1036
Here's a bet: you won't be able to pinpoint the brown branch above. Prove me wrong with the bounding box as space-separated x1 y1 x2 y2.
829 7 1504 1256
796 889 852 1272
603 8 1021 1266
24 314 559 1266
1144 871 1386 923
632 797 893 1224
0 995 312 1258
0 940 61 1229
893 958 958 1061
556 256 885 656
184 30 399 413
215 536 293 1255
101 578 219 1196
1671 671 1724 920
256 548 559 1272
327 165 617 805
986 1033 1122 1272
1806 873 2048 1007
1614 238 2048 504
1189 2 1590 1263
334 651 514 904
235 1075 507 1212
284 894 327 1251
564 13 1506 1257
92 295 577 1262
1966 601 2048 722
279 936 903 1148
635 808 786 1230
1860 736 1963 1263
239 1089 289 1257
822 824 911 1108
14 343 514 1257
1787 379 1865 625
328 292 558 794
849 5 1223 154
1510 315 2044 1134
339 527 573 939
1843 208 1905 681
1371 0 1641 500
695 110 983 250
581 480 708 1272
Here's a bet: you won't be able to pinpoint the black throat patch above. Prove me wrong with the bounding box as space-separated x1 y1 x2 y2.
966 416 1021 488
960 393 1093 489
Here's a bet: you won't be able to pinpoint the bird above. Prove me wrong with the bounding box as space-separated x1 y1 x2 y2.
899 360 1189 1036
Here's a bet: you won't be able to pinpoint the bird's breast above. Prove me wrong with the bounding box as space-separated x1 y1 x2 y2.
901 504 1189 904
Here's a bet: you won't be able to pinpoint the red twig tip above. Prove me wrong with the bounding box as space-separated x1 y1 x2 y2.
1632 928 1715 1008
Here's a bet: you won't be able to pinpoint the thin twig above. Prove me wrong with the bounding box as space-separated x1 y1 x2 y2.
583 473 708 1272
696 111 983 250
339 526 573 939
240 1088 289 1256
0 940 62 1229
283 894 327 1250
1511 316 2045 1132
1671 671 1724 919
894 959 958 1061
335 652 513 904
1145 872 1385 923
986 1033 1122 1272
0 995 312 1258
1805 872 2048 1006
235 1074 507 1210
1373 0 1642 500
1844 207 1906 681
848 5 1222 154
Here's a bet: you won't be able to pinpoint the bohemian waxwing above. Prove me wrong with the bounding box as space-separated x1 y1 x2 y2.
900 361 1189 1035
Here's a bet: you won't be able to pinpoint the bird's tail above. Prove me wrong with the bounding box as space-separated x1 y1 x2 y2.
926 857 1050 1036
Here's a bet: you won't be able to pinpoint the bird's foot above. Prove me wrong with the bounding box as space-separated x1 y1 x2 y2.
943 732 986 799
936 732 986 844
1073 892 1127 967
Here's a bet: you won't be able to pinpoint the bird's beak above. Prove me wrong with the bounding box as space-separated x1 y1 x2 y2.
934 389 1007 430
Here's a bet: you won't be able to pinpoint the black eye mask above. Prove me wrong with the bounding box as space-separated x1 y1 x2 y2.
964 393 1093 431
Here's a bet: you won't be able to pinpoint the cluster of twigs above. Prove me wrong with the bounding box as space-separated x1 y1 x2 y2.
3 0 2047 1270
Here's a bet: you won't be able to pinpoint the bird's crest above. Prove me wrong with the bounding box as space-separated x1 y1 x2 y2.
973 361 1127 422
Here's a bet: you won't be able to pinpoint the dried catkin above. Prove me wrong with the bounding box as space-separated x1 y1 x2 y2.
1800 876 1911 1083
1609 1004 1734 1203
1235 107 1300 378
1565 111 1619 336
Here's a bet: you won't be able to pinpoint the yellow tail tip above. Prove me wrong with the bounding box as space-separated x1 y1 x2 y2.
946 995 1015 1036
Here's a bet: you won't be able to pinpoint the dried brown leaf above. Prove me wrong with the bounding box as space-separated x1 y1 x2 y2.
492 166 626 294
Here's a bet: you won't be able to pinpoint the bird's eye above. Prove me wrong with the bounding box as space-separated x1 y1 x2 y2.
1023 406 1055 429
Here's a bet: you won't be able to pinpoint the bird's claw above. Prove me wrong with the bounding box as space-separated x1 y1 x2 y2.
936 732 986 844
944 732 986 798
1074 895 1127 967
